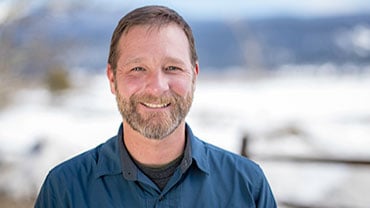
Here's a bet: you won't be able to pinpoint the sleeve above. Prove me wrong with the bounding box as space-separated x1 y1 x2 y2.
34 172 64 208
254 166 277 208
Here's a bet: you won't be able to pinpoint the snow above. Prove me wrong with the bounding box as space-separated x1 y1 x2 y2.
1 70 370 206
335 24 370 57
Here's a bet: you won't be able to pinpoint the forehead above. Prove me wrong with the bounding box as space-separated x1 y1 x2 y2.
120 23 187 44
117 24 191 64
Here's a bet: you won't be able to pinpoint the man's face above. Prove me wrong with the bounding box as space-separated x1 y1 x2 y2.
108 24 198 140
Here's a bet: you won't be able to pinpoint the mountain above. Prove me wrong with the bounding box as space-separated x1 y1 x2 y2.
193 14 370 70
2 6 370 75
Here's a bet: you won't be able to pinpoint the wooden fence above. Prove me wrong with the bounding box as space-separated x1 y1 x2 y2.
240 136 370 208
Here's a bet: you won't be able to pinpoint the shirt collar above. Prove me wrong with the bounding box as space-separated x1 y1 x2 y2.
118 124 139 180
184 124 210 174
95 126 123 178
97 123 210 179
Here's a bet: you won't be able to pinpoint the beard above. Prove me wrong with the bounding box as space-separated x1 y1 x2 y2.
115 83 194 140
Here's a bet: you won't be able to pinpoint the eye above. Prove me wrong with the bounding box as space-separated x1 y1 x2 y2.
131 67 145 72
166 66 180 71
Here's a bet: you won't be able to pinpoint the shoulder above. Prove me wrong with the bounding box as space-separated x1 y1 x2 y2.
197 138 276 200
187 125 262 176
193 136 265 182
201 140 277 206
47 136 117 182
206 140 260 169
35 137 120 207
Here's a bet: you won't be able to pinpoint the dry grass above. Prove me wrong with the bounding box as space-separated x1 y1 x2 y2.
0 194 35 208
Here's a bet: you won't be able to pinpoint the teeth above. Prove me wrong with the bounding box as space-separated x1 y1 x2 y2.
143 103 169 108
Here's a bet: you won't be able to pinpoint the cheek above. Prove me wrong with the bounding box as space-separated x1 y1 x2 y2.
115 77 142 98
169 77 194 96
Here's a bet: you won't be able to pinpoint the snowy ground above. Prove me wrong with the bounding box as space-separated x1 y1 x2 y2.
1 69 370 207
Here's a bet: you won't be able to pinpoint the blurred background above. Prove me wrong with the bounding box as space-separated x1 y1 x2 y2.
1 0 370 207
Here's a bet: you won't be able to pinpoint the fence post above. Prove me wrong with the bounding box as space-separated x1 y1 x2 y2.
241 134 249 158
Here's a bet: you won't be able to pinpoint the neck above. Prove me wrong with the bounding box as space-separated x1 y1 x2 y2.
123 122 186 166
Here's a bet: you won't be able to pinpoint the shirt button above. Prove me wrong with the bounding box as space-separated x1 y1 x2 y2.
159 196 164 201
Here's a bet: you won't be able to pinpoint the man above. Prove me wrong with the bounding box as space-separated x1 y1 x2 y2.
35 5 276 207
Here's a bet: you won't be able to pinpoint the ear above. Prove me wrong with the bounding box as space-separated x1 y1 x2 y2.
193 61 199 77
107 64 116 94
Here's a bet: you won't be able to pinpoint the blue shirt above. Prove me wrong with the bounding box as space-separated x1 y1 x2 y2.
35 124 276 207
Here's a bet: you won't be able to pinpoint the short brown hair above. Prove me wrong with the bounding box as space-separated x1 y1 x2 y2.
107 5 198 73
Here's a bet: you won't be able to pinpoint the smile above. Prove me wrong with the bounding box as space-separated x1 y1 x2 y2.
142 102 170 108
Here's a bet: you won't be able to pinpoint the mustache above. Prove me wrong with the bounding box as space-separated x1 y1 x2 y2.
130 92 180 104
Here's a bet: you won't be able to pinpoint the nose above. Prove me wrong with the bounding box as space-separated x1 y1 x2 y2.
145 70 169 96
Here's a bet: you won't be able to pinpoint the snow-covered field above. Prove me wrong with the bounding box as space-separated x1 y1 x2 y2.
1 69 370 207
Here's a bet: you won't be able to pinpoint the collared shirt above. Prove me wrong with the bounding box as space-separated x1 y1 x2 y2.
35 124 277 208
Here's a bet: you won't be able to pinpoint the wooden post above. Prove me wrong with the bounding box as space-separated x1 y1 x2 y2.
241 134 249 158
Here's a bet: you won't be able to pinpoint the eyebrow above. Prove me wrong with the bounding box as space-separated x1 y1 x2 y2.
163 57 187 66
122 57 188 68
121 57 144 68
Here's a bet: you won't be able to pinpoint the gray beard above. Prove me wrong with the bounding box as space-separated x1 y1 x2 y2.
115 87 194 140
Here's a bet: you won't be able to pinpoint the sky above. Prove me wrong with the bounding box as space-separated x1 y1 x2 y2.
101 0 370 20
1 0 370 22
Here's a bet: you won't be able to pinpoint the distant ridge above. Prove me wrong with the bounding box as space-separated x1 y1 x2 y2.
3 6 370 74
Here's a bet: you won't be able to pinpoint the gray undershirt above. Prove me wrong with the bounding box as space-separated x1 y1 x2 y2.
119 125 193 191
134 154 184 191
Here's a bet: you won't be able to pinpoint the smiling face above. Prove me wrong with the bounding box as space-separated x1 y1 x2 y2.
107 24 199 139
